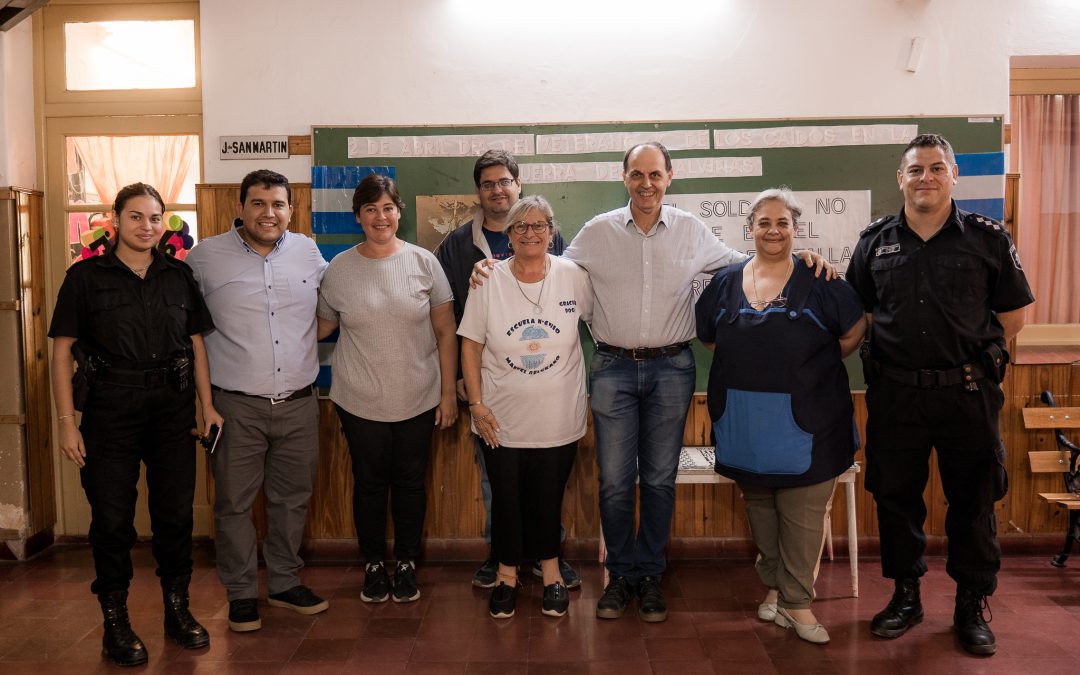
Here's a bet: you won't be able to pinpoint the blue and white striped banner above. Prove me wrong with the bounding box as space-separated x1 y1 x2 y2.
311 165 396 393
954 152 1004 221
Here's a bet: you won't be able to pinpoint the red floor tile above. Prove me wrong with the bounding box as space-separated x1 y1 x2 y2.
2 546 1078 673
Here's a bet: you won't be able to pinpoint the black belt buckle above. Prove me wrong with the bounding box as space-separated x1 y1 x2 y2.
630 347 652 361
917 369 940 388
145 368 169 388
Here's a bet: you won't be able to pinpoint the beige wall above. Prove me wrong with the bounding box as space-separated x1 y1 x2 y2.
0 19 37 189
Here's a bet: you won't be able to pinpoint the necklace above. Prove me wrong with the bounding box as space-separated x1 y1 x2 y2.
511 257 548 315
123 259 152 279
749 256 793 310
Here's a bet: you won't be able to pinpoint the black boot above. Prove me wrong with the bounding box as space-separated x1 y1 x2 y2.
163 575 210 649
954 587 996 655
99 590 149 666
870 578 923 638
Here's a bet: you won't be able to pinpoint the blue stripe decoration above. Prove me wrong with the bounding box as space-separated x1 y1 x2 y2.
311 165 396 189
956 198 1005 221
312 211 363 234
317 243 354 262
801 309 827 331
955 152 1004 177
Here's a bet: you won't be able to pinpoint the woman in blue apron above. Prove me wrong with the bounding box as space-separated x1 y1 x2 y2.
695 188 866 644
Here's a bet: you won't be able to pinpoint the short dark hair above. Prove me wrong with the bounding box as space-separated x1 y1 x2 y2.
623 142 672 173
352 173 405 215
472 150 520 187
240 169 292 205
113 182 164 215
899 133 956 168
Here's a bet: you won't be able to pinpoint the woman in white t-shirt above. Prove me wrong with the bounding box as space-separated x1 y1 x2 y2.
459 195 592 619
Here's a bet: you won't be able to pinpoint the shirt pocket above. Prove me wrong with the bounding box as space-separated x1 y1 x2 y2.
164 296 192 338
391 274 432 320
712 388 813 475
868 254 909 305
88 287 133 334
932 254 986 307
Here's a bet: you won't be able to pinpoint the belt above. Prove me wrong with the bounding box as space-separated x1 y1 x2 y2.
875 362 986 389
596 342 691 361
212 383 315 405
97 366 171 388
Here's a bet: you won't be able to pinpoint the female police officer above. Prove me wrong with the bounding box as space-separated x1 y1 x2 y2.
49 183 221 666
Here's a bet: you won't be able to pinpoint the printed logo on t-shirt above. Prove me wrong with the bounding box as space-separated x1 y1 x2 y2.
504 317 563 375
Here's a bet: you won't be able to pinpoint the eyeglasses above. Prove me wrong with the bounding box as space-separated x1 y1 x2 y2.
510 221 552 235
478 178 516 192
749 295 788 311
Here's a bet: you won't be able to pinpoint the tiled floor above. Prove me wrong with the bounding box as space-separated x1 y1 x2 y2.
1 544 1078 674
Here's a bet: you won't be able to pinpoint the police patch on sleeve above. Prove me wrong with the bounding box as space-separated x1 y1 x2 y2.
1009 243 1023 270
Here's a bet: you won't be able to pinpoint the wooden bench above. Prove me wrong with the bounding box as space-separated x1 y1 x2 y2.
598 447 862 597
1022 391 1080 567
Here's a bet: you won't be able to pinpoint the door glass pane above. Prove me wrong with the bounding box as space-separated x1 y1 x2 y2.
68 210 198 265
66 135 199 207
65 20 197 91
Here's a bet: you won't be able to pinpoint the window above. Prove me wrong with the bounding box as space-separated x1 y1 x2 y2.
42 2 201 107
64 20 196 91
64 133 200 262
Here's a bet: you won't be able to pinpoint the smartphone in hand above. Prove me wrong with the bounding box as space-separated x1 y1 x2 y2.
201 422 223 454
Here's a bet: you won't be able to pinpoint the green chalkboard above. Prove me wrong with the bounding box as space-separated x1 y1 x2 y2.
313 117 1003 391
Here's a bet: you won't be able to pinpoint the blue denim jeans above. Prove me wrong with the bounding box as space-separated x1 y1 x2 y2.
590 346 696 582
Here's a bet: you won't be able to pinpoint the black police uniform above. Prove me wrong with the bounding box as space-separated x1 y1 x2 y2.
846 202 1033 595
49 246 214 596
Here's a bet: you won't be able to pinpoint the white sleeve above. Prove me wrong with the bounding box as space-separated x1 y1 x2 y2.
457 274 489 345
697 217 749 273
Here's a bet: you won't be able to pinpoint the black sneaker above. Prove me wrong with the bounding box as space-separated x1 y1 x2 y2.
596 575 632 619
361 561 390 603
637 575 667 623
392 561 420 603
531 559 581 589
268 585 329 615
542 582 569 617
472 558 498 588
489 582 518 619
228 598 261 632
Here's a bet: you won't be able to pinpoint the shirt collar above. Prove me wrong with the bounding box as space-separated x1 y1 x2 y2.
232 217 289 254
621 202 669 236
98 245 173 272
897 200 964 234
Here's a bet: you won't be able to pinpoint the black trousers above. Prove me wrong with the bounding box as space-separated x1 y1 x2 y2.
79 381 197 596
484 441 578 567
865 378 1008 595
336 405 435 563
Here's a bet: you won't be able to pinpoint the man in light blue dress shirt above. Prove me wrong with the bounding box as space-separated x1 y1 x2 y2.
186 170 329 633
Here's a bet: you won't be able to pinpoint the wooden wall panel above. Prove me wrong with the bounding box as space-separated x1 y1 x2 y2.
194 182 1079 557
195 183 313 240
18 190 55 534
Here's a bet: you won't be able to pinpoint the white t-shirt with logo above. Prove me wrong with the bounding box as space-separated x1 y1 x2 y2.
457 255 592 448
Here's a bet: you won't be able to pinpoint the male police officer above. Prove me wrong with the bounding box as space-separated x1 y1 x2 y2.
434 150 576 589
847 134 1033 655
186 169 330 632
